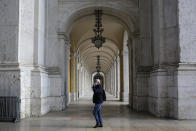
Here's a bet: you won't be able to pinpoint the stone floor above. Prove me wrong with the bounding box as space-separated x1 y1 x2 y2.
1 94 196 131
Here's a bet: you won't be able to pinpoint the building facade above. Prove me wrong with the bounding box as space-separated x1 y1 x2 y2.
0 0 196 119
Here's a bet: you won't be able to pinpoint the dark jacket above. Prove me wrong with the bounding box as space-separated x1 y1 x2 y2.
92 84 106 104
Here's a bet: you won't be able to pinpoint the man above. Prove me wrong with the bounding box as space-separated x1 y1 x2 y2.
92 79 106 128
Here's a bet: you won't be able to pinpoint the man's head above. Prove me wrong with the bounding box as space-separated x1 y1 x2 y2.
95 79 101 85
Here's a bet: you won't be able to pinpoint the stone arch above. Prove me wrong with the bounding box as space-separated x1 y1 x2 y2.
58 0 144 112
92 72 105 87
58 5 139 37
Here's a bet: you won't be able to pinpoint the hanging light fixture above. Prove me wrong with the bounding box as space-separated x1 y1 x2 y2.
92 9 106 49
95 56 101 79
96 56 101 72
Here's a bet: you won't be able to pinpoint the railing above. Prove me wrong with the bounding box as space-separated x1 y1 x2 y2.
0 96 20 122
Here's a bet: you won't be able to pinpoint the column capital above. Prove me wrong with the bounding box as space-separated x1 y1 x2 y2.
57 32 71 46
116 55 120 61
132 32 140 40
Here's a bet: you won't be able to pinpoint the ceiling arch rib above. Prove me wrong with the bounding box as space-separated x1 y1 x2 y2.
80 47 116 59
81 50 115 62
84 58 111 70
82 53 114 65
88 67 108 74
82 56 113 69
77 41 119 55
87 65 108 73
88 66 108 73
80 44 116 58
85 59 111 69
77 38 119 54
79 45 117 58
83 56 112 67
85 60 110 71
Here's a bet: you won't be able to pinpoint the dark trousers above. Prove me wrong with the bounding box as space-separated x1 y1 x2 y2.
93 103 103 126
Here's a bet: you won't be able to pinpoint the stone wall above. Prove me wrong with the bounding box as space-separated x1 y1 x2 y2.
0 69 20 97
147 0 179 118
177 0 196 119
0 0 19 63
1 0 196 120
178 0 196 63
0 0 20 98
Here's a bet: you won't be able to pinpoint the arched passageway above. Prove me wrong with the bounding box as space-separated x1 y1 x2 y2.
67 7 133 102
92 72 104 87
1 0 196 122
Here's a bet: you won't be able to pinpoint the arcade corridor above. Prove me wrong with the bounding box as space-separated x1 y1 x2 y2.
1 1 196 130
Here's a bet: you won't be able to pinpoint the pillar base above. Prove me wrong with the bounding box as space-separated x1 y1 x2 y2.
148 68 169 117
133 69 150 111
174 63 196 119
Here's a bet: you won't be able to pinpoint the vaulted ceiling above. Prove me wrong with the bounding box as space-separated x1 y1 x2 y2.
70 15 125 73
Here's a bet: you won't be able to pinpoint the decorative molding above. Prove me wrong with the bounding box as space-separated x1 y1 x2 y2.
138 63 196 73
46 67 61 75
137 66 152 73
57 32 70 46
132 32 140 40
58 0 139 10
177 63 196 71
0 63 19 67
0 63 20 71
152 63 179 70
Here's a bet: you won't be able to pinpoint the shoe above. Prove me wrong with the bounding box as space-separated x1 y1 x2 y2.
98 125 103 127
93 125 99 128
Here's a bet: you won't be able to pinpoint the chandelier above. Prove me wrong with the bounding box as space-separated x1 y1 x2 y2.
96 56 101 72
92 9 106 49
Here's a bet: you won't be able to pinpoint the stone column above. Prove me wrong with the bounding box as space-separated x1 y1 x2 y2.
123 50 129 102
135 0 152 113
70 52 77 102
76 59 79 101
114 60 117 97
111 67 113 95
108 70 111 94
116 56 120 99
149 0 178 118
78 62 82 98
18 0 36 118
81 66 85 97
111 65 115 96
132 33 149 111
109 70 112 94
127 39 133 107
18 0 51 117
64 37 70 106
47 32 69 111
150 0 170 117
119 50 129 101
82 68 85 96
